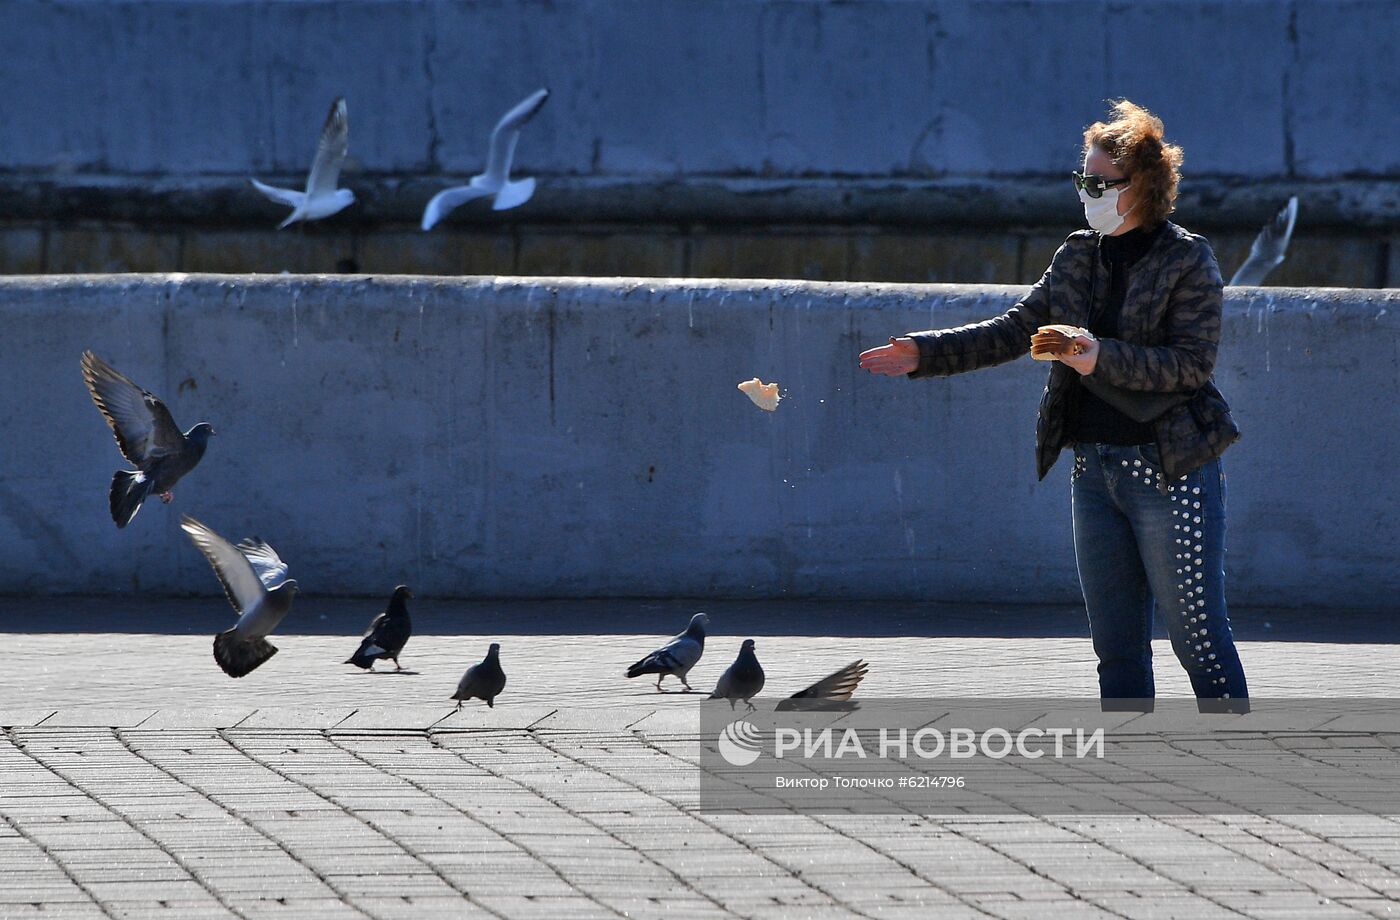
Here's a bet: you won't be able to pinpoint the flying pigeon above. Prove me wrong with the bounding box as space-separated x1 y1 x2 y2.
1229 197 1299 286
344 585 413 671
421 88 550 230
775 660 869 712
626 612 709 692
452 643 506 708
710 639 765 710
180 515 298 678
250 97 355 228
81 350 215 528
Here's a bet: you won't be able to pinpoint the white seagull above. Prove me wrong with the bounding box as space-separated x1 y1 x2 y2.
250 97 355 229
421 88 550 230
1229 196 1299 286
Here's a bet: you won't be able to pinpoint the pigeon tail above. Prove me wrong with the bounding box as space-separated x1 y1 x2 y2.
344 639 385 670
213 628 279 678
626 650 676 679
109 469 152 528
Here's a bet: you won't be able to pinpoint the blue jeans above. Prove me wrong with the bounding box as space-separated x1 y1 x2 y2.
1070 443 1248 709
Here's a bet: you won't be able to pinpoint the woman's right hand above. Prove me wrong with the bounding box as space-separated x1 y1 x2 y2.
858 336 920 376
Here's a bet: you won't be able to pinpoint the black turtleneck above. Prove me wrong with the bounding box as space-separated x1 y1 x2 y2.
1067 222 1165 446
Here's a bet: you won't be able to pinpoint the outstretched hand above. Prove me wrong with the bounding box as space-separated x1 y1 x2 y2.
858 337 919 376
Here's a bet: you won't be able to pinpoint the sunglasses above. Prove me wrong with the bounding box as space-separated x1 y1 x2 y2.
1072 171 1130 199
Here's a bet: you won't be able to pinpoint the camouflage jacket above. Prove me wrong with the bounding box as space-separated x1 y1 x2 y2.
907 222 1240 486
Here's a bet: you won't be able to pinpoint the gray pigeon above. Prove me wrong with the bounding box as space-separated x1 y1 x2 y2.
626 612 709 691
250 96 354 228
1229 196 1298 286
345 585 413 671
775 660 870 712
180 515 298 678
709 639 765 710
452 643 506 708
81 350 215 528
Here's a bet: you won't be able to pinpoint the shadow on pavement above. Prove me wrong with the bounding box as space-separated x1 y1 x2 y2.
0 596 1393 643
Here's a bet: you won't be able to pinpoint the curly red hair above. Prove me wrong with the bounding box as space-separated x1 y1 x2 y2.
1083 100 1184 226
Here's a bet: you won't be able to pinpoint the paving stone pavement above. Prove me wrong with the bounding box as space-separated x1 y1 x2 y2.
1 599 1398 919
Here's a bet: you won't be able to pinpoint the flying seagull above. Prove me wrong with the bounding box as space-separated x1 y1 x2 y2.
452 643 506 708
710 639 765 710
250 97 354 228
421 88 550 230
81 350 215 528
626 612 709 692
1229 197 1299 286
181 515 298 678
345 585 413 671
775 660 870 712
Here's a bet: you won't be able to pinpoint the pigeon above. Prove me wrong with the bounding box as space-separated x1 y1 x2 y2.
1229 196 1299 286
626 612 709 692
250 97 354 228
344 585 413 671
775 660 869 712
452 643 506 708
180 515 298 678
421 88 550 230
81 350 215 528
710 639 765 710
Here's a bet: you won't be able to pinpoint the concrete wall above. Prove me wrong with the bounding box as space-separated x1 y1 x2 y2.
0 1 1397 228
0 274 1395 609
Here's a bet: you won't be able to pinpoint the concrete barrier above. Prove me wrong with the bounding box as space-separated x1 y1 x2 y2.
0 274 1395 608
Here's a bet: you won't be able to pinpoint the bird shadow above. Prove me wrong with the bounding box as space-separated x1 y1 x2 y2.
363 669 421 676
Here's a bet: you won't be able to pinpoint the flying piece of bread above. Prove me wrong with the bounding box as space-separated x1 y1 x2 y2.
737 377 782 411
1030 324 1094 361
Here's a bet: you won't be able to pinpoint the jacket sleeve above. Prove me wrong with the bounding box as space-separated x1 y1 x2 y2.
905 239 1074 379
1087 241 1224 392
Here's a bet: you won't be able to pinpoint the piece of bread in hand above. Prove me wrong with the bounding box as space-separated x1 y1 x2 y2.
737 377 782 411
1031 324 1092 362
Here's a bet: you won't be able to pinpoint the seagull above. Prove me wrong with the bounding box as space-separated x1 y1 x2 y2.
710 639 765 710
421 88 550 230
775 660 869 712
81 350 215 528
344 585 413 671
452 643 506 708
626 612 709 692
250 97 354 228
1229 196 1298 286
180 515 298 679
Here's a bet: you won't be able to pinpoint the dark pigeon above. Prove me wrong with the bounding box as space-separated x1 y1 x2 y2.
626 612 709 691
81 350 215 528
345 585 413 671
709 639 765 710
452 643 506 708
775 660 870 712
180 515 298 679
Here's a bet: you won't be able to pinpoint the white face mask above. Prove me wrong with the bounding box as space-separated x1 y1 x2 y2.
1079 186 1134 235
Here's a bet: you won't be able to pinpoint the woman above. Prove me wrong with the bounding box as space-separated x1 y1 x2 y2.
859 100 1246 709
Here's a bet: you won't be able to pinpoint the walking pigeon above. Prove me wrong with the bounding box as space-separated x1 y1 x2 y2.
180 515 298 678
775 660 869 712
626 612 709 692
1229 197 1298 286
452 643 506 708
81 350 215 528
710 639 765 710
421 88 550 229
250 97 354 228
344 585 413 671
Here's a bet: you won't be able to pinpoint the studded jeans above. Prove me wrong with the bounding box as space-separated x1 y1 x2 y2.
1070 443 1248 709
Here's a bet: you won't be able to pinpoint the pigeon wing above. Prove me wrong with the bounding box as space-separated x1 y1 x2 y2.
305 97 349 196
1229 197 1298 286
181 516 268 616
787 660 869 702
249 178 306 209
484 88 549 181
236 538 291 591
82 350 186 467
